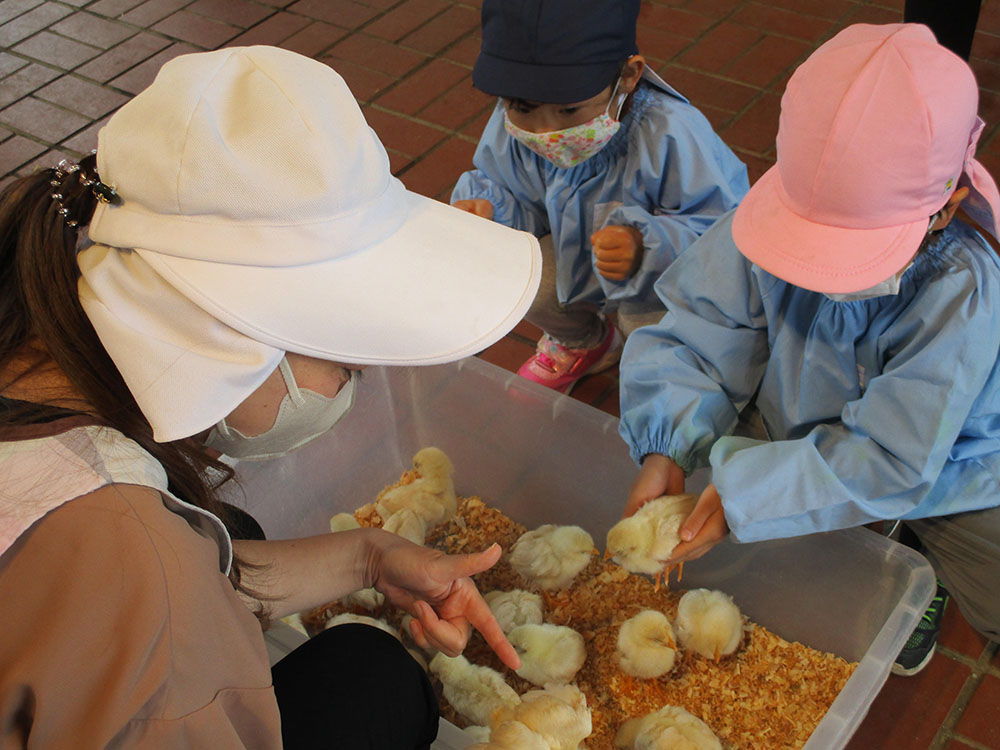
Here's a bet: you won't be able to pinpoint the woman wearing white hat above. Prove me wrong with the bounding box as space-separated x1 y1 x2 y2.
0 47 540 747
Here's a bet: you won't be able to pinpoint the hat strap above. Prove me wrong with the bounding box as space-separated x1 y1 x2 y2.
961 118 1000 242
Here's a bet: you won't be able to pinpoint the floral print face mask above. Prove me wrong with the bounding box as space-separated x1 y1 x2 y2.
503 79 627 169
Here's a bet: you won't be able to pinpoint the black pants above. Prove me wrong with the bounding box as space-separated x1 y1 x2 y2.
272 624 440 749
905 0 982 60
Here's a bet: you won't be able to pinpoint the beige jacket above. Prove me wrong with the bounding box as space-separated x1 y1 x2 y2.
0 419 282 748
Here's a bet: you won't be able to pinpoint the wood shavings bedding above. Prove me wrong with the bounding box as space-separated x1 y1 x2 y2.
303 476 856 750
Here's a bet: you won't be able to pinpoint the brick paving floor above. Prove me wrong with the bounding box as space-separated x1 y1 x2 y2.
2 0 999 747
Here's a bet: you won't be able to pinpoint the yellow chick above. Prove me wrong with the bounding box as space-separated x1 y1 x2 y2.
467 720 550 750
507 623 587 686
509 525 597 591
429 653 521 727
376 447 457 529
492 683 592 750
329 512 385 609
329 512 359 533
614 705 722 750
605 494 698 585
675 589 744 662
381 507 428 545
483 589 544 634
616 610 678 679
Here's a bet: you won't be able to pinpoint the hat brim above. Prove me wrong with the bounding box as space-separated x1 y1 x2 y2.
136 191 542 366
731 166 929 294
473 51 620 103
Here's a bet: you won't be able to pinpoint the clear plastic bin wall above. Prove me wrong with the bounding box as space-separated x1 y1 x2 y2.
233 357 935 750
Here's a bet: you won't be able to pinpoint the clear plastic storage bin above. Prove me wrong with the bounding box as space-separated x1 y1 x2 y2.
234 357 936 750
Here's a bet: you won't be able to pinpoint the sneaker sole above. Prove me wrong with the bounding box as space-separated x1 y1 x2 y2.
890 643 936 676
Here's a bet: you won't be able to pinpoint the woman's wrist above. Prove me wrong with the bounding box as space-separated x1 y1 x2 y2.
359 527 406 592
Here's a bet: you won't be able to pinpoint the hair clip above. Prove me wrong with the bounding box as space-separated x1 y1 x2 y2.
50 156 122 228
80 174 121 205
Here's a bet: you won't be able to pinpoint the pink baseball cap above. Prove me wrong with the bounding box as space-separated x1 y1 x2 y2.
733 23 1000 294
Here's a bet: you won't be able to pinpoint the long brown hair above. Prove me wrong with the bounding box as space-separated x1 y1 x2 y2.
0 154 262 612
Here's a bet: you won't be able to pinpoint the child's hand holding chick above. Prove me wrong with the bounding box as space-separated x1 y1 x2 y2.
453 199 495 220
591 225 644 281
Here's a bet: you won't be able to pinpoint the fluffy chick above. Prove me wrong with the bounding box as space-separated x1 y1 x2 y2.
509 525 596 591
329 512 385 609
614 705 722 750
329 512 360 533
381 507 428 545
605 494 698 585
492 683 592 750
507 623 587 686
467 720 550 750
376 447 457 529
675 588 744 662
616 610 678 679
428 653 520 727
483 589 544 634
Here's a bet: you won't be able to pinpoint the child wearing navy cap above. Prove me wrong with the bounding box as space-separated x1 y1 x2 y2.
453 0 749 393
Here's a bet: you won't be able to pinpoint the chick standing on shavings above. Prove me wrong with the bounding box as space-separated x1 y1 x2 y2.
605 494 698 588
509 524 597 591
491 683 592 750
675 588 744 662
507 623 587 686
616 609 678 678
467 720 550 750
376 446 457 529
428 652 520 727
483 589 544 634
329 512 384 610
614 705 722 750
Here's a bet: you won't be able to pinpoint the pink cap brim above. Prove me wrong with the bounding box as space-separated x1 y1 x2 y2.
732 166 930 294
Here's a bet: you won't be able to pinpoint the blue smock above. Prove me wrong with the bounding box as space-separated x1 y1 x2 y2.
619 212 1000 543
451 81 749 309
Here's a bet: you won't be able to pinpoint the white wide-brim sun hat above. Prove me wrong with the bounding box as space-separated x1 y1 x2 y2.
79 46 541 442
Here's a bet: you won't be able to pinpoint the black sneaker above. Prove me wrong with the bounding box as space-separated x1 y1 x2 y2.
892 582 949 676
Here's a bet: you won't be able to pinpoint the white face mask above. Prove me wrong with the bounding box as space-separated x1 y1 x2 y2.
823 213 940 303
205 356 356 461
823 271 907 302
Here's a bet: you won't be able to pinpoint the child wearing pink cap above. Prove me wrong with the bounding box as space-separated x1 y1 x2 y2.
618 23 1000 676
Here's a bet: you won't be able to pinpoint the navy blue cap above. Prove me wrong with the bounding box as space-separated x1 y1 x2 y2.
473 0 640 104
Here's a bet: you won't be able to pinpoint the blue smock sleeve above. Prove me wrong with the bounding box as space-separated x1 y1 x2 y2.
598 100 749 303
618 212 771 473
450 104 550 237
711 245 1000 543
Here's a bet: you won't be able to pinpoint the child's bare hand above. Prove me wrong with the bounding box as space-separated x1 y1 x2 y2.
591 225 643 280
666 484 729 565
452 199 494 220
